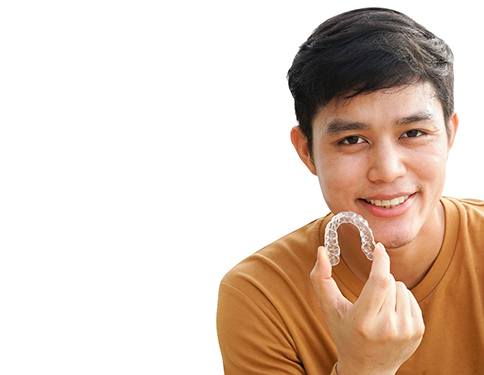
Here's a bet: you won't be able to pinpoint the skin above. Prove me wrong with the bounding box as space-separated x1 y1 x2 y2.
291 81 458 374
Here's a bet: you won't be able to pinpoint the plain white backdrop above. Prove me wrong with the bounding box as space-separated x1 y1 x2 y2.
0 1 482 374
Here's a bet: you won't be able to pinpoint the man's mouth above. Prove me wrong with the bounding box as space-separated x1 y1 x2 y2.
361 194 413 209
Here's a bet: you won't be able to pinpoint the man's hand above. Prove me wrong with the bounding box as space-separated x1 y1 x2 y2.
310 243 425 375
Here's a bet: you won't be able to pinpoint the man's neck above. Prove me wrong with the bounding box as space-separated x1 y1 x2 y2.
338 202 445 289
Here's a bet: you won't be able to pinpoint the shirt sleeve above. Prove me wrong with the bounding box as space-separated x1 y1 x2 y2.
217 281 307 374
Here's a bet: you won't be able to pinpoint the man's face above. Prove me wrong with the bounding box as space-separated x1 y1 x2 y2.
292 82 458 249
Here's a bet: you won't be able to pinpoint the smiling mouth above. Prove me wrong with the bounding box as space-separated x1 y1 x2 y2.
362 194 413 209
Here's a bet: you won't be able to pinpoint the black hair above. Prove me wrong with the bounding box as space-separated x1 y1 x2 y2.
287 7 454 158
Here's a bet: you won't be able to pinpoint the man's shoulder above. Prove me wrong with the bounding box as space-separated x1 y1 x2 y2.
444 196 484 218
220 216 327 292
443 196 484 236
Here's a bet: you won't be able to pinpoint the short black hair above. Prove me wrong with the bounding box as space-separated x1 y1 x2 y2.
287 7 454 158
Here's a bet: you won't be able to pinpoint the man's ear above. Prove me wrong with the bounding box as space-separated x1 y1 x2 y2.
290 126 317 176
447 112 459 149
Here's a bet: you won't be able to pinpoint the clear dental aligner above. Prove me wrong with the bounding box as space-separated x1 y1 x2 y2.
324 211 376 266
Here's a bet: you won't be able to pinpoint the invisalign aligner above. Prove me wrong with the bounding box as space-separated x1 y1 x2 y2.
324 211 376 266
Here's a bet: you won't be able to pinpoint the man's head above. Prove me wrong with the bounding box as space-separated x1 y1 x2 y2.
287 7 454 160
288 8 458 249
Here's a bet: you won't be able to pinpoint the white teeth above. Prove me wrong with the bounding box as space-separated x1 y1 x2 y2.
367 195 409 208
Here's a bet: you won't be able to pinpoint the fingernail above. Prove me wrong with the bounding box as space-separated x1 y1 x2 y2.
376 243 390 258
316 246 324 260
320 245 332 263
373 243 383 256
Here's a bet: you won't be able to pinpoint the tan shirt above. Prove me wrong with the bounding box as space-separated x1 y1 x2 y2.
217 197 484 374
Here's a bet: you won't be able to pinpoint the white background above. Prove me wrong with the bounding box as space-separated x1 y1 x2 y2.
0 1 482 374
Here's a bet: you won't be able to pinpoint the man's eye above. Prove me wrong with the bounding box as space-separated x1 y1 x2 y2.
401 129 425 138
340 135 365 145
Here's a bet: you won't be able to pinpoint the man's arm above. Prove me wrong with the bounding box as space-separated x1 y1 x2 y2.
217 282 306 374
217 281 322 374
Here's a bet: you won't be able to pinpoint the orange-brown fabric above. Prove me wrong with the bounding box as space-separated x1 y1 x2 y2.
217 197 484 374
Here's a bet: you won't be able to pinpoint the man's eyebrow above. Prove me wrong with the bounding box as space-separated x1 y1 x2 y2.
325 120 369 135
396 111 434 125
324 111 435 135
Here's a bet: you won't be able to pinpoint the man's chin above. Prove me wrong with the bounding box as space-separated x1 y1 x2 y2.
380 237 413 250
373 228 416 250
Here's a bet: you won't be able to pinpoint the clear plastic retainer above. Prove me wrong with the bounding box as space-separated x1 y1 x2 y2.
324 211 376 266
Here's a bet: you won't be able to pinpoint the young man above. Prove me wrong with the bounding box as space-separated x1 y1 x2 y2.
217 8 484 374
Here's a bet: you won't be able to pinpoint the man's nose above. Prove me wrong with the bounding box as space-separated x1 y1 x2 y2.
367 140 407 183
